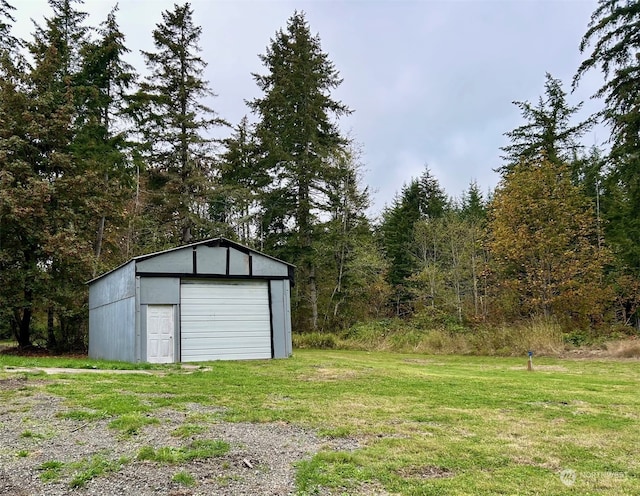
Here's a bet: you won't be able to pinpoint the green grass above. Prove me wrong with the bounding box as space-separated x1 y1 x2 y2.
4 350 640 495
20 429 46 439
108 413 160 436
137 439 230 463
172 470 196 486
38 455 129 487
171 423 206 438
38 460 64 482
0 355 163 370
68 455 129 488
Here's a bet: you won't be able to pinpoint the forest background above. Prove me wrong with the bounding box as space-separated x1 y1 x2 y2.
1 0 639 352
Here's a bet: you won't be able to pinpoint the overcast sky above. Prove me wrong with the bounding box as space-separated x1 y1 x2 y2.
11 0 605 216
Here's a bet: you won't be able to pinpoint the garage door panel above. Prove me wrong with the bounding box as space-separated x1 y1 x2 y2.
180 279 271 362
182 337 269 348
181 308 269 318
181 330 272 340
183 350 269 361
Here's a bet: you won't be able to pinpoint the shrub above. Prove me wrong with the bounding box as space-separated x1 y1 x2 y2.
293 332 337 349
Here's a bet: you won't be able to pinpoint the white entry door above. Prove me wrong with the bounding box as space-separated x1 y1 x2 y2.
147 305 174 363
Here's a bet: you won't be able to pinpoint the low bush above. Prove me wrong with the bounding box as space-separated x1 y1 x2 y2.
293 332 338 349
323 316 565 356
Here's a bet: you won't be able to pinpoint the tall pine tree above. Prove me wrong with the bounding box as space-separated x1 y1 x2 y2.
132 2 225 247
214 116 269 245
575 0 640 292
379 167 448 316
0 0 102 347
500 73 594 174
249 11 351 331
75 5 136 272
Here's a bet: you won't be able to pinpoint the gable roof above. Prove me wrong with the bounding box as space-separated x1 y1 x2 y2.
88 237 294 284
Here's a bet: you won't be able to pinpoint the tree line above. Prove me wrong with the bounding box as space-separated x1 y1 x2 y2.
0 0 638 350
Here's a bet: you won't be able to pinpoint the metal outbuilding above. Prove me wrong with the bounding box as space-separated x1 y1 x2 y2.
88 238 293 363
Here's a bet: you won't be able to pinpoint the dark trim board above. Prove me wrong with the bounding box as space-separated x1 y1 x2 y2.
87 237 294 285
136 272 292 281
192 246 198 274
267 281 275 359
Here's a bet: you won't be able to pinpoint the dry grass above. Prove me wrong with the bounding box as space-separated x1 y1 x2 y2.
604 338 640 358
331 316 568 357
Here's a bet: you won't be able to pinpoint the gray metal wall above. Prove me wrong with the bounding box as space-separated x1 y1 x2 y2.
270 279 293 358
88 261 136 362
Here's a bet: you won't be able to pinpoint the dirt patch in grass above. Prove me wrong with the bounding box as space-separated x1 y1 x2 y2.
402 358 446 365
300 366 361 382
397 465 454 479
0 376 29 390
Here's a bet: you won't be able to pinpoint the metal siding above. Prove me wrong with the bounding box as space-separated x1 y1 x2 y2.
136 247 193 273
140 277 180 304
251 253 289 277
88 296 136 362
270 279 287 358
180 279 271 361
283 281 292 356
195 245 227 274
228 247 250 276
89 261 136 362
89 261 135 309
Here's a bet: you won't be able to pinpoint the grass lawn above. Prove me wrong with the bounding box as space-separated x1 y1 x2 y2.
1 349 638 495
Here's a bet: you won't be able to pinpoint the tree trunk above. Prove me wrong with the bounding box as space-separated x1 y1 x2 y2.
309 263 318 331
14 306 32 348
47 307 56 349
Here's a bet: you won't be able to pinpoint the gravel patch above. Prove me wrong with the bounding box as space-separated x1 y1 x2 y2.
0 379 359 495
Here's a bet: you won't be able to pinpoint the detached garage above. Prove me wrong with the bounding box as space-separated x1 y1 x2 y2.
88 238 293 363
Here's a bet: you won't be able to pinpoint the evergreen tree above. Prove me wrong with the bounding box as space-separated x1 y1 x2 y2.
0 0 19 56
214 116 269 244
500 73 594 174
574 0 640 284
75 5 136 271
249 11 351 331
29 0 89 92
0 2 38 345
316 147 389 329
460 180 487 220
0 0 101 347
132 2 225 247
379 167 448 315
30 0 103 348
459 181 489 318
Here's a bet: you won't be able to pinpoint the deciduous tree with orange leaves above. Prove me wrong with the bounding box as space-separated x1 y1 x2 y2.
488 156 612 328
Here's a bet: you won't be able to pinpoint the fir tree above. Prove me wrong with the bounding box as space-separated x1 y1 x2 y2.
249 11 351 331
379 167 448 315
214 116 269 244
574 0 640 284
500 73 594 175
0 0 99 347
75 5 136 270
132 2 225 246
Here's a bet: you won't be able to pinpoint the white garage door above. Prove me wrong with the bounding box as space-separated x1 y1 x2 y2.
180 279 272 361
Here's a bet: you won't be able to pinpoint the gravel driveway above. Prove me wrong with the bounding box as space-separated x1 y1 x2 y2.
0 375 358 496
